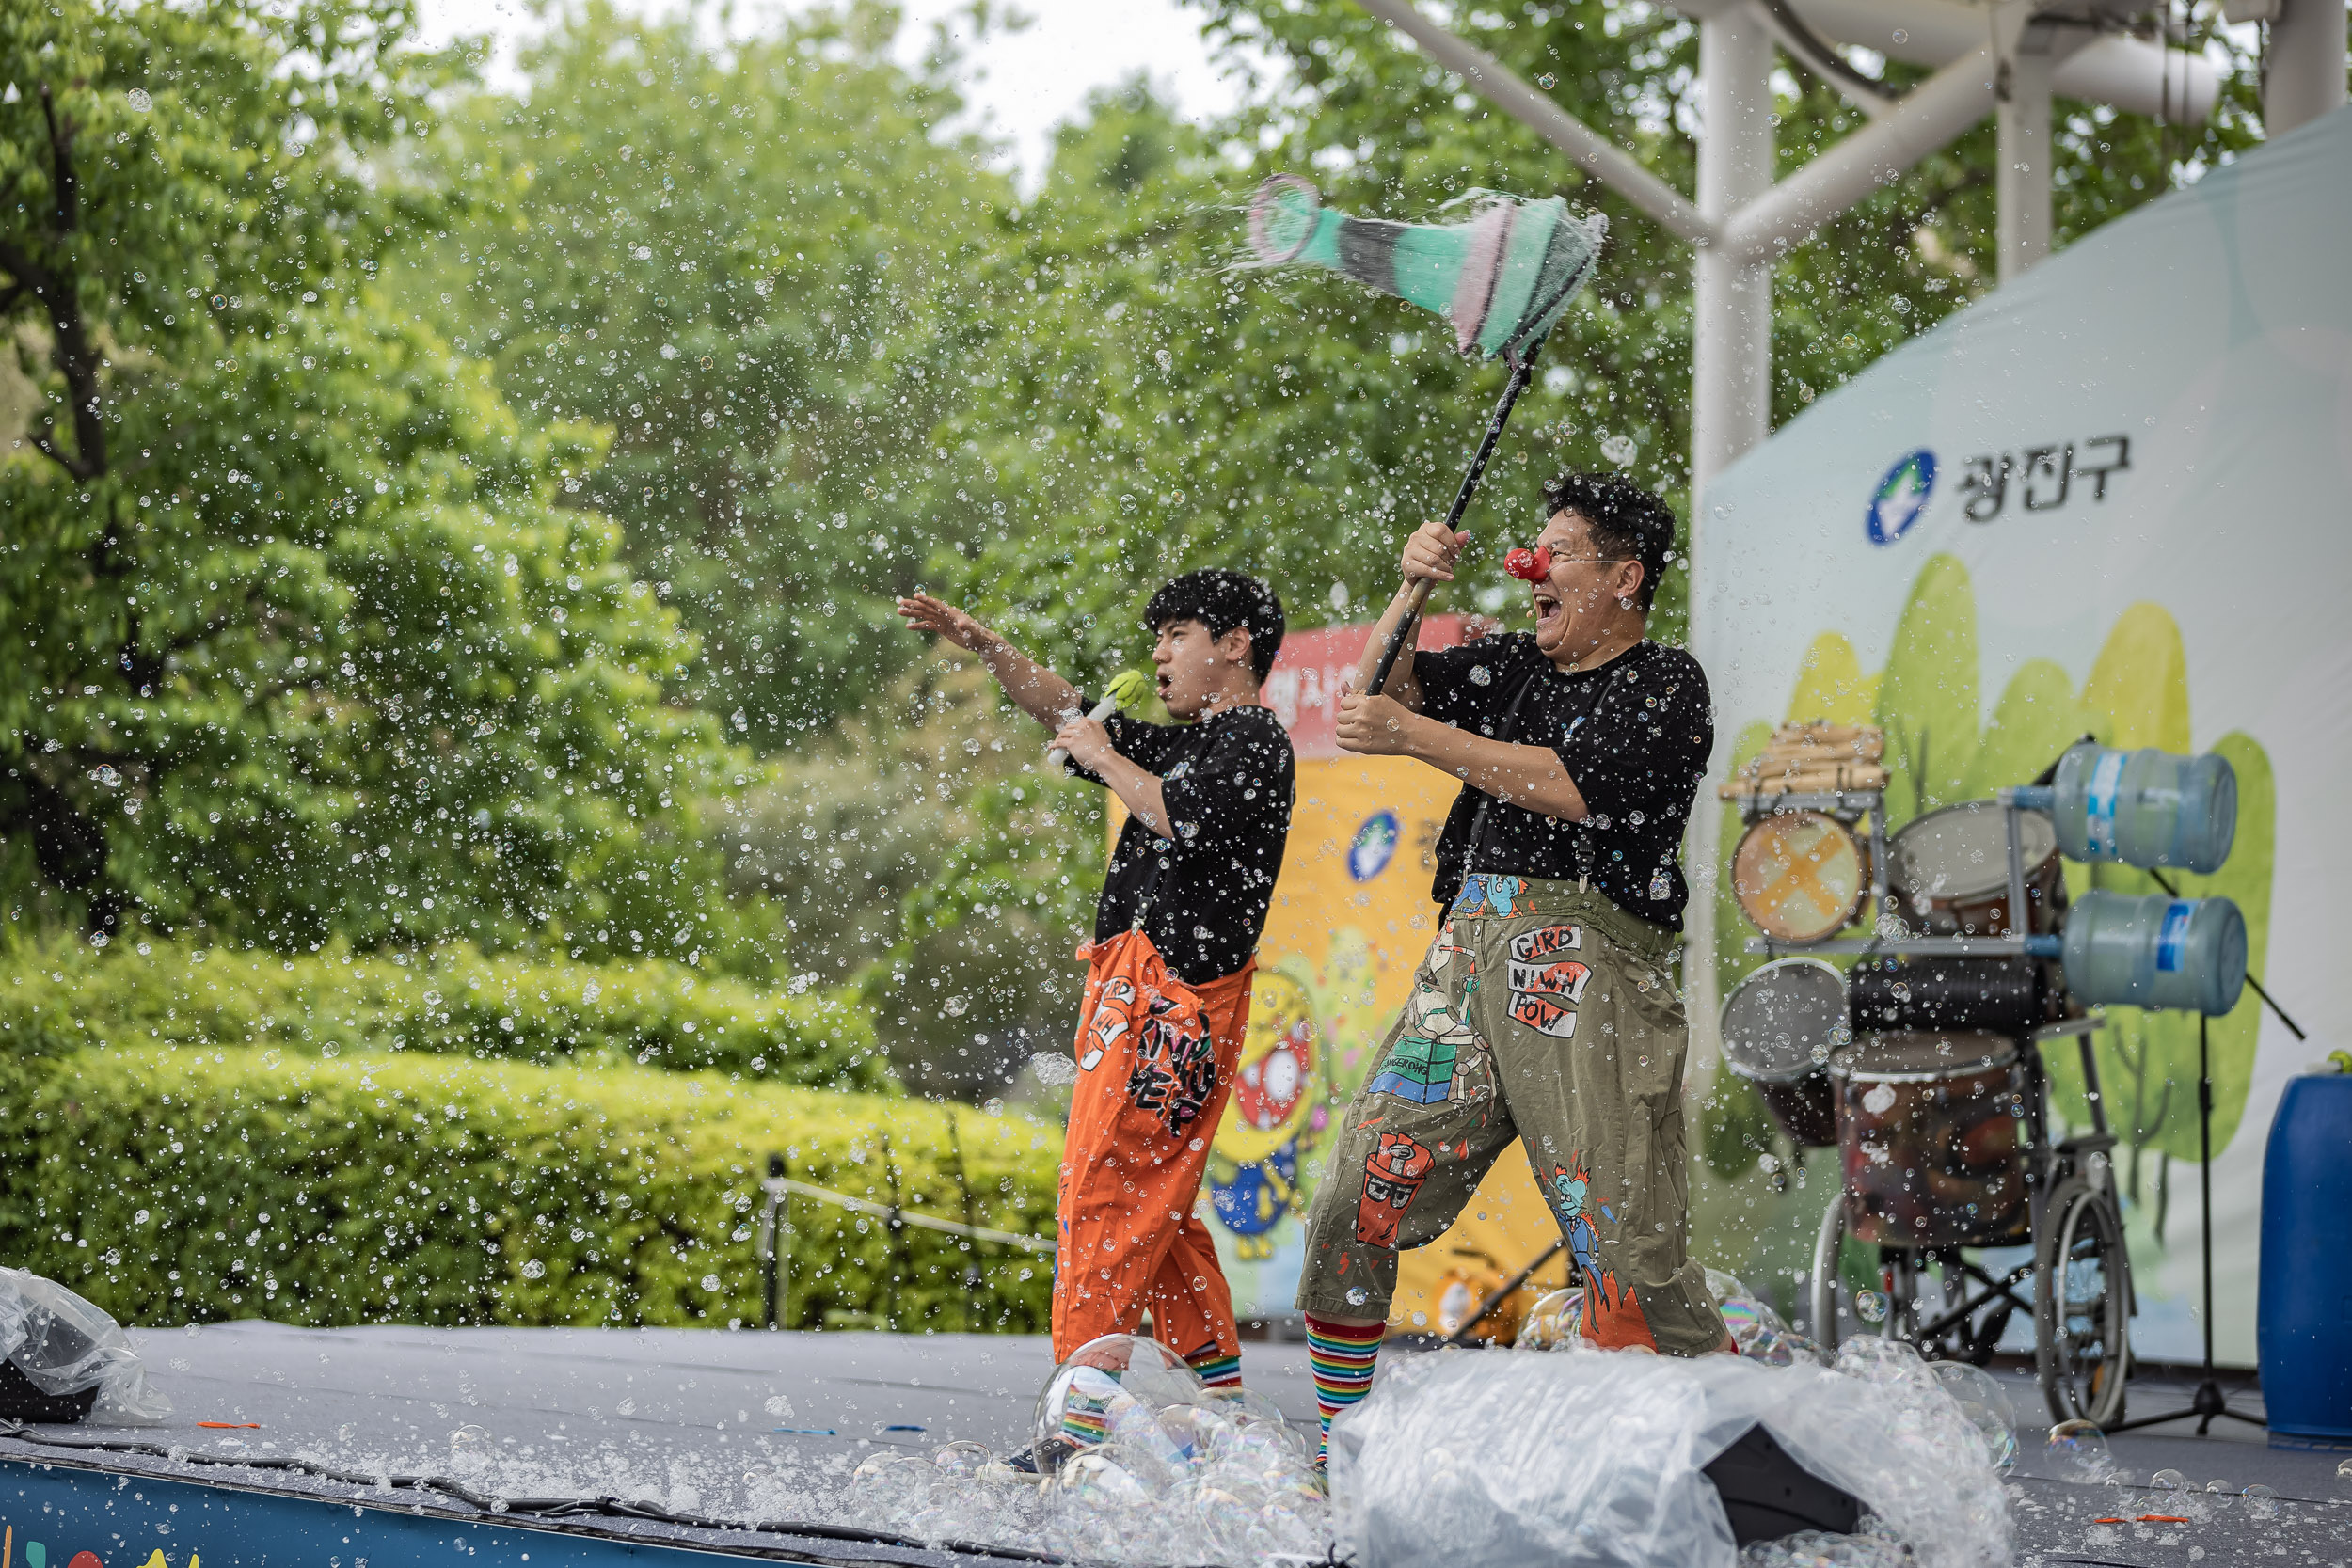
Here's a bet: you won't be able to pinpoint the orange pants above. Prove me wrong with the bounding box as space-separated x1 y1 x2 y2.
1052 927 1253 1370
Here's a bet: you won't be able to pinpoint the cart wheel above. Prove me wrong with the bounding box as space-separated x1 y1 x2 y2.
1807 1193 1846 1346
1807 1194 1885 1348
2036 1176 2131 1427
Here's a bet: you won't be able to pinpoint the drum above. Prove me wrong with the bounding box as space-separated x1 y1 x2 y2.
1847 956 2050 1035
1886 800 2063 937
1719 958 1849 1148
1830 1033 2027 1249
1732 811 1870 942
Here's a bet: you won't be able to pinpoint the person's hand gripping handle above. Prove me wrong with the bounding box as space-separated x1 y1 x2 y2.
1362 519 1468 689
1047 669 1154 769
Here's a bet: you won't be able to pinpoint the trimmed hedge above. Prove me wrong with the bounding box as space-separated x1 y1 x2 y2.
0 1045 1057 1332
0 939 891 1093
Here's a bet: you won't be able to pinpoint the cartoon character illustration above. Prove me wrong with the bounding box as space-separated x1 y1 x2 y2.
1356 1132 1438 1247
1549 1153 1658 1351
1078 975 1136 1071
1450 873 1529 920
1208 1143 1300 1259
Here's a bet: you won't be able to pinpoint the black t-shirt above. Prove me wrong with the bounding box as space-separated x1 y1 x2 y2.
1417 635 1712 929
1069 705 1296 986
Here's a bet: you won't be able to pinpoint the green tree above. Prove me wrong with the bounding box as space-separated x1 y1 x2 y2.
402 0 1020 748
0 0 739 956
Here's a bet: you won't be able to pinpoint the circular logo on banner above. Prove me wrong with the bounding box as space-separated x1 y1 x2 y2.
1867 450 1936 545
1348 811 1401 881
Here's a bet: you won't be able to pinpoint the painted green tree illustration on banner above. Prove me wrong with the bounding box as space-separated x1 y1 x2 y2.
1709 555 2274 1203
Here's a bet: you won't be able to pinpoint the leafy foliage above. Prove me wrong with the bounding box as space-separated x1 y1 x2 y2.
0 0 743 954
0 936 891 1091
402 1 1018 748
0 1044 1055 1330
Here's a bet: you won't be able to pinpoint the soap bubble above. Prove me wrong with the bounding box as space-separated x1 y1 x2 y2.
1344 1286 1369 1306
850 1451 937 1511
2146 1467 2209 1518
1052 1446 1152 1507
2043 1418 2114 1482
1203 1388 1312 1461
1833 1334 1927 1386
1928 1362 2016 1471
2339 1455 2352 1481
1028 1052 1077 1086
1518 1286 1589 1351
930 1439 993 1477
1599 434 1637 466
1033 1333 1205 1454
1853 1289 1888 1323
2242 1482 2280 1520
1735 1322 1830 1368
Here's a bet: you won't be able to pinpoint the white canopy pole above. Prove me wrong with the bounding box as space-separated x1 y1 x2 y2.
1718 48 2000 265
1686 1 1777 1063
1997 23 2056 281
1350 0 1719 246
2265 0 2349 135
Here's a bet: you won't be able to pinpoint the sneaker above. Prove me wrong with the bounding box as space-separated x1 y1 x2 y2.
1004 1435 1078 1476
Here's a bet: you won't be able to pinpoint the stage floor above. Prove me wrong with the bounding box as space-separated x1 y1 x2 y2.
0 1323 2343 1566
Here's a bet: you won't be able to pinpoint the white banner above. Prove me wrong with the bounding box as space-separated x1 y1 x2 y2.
1695 109 2352 1364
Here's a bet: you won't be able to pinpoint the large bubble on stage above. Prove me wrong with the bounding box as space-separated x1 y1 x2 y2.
1328 1335 2013 1568
845 1332 1328 1564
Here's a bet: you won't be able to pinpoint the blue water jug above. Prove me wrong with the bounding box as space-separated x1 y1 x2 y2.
2053 891 2246 1015
2010 743 2235 873
2260 1071 2352 1447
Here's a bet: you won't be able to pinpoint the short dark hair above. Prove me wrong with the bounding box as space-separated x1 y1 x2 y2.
1539 471 1677 611
1144 569 1286 683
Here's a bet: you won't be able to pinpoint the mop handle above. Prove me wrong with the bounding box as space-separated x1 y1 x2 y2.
1362 337 1548 697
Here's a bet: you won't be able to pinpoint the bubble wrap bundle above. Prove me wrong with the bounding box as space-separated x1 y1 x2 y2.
0 1267 173 1424
1329 1343 2012 1568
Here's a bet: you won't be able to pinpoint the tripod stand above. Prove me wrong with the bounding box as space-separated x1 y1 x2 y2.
2104 1011 2265 1435
2105 868 2307 1435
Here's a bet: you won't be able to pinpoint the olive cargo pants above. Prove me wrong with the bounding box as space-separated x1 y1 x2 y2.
1296 874 1730 1356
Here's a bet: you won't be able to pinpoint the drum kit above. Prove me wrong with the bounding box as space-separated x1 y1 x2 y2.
1717 724 2134 1427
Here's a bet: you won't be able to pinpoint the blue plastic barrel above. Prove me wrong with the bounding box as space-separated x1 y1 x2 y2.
2259 1072 2352 1448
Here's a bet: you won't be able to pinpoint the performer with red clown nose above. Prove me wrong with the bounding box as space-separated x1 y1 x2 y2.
1292 471 1733 1465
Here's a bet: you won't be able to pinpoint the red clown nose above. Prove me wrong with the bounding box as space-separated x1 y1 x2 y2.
1503 545 1553 582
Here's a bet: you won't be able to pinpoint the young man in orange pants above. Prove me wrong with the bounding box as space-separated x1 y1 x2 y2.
898 572 1295 1405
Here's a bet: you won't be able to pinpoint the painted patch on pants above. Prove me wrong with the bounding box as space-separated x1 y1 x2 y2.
1078 976 1136 1071
1355 1132 1437 1247
1368 1034 1456 1104
1126 990 1220 1137
1505 957 1591 1003
1507 923 1588 1037
1509 990 1577 1038
1549 1152 1658 1352
1509 925 1582 961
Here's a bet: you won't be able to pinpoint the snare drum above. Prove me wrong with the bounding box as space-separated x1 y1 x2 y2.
1719 958 1849 1148
1830 1033 2027 1249
1732 810 1870 942
1886 800 2063 937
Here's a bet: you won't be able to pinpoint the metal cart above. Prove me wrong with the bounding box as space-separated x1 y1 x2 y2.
1730 787 2135 1427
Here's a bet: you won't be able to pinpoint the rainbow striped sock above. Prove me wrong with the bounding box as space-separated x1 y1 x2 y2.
1188 1351 1243 1390
1303 1313 1384 1465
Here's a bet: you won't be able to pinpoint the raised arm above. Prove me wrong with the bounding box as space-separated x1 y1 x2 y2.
1350 518 1470 712
897 593 1084 731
